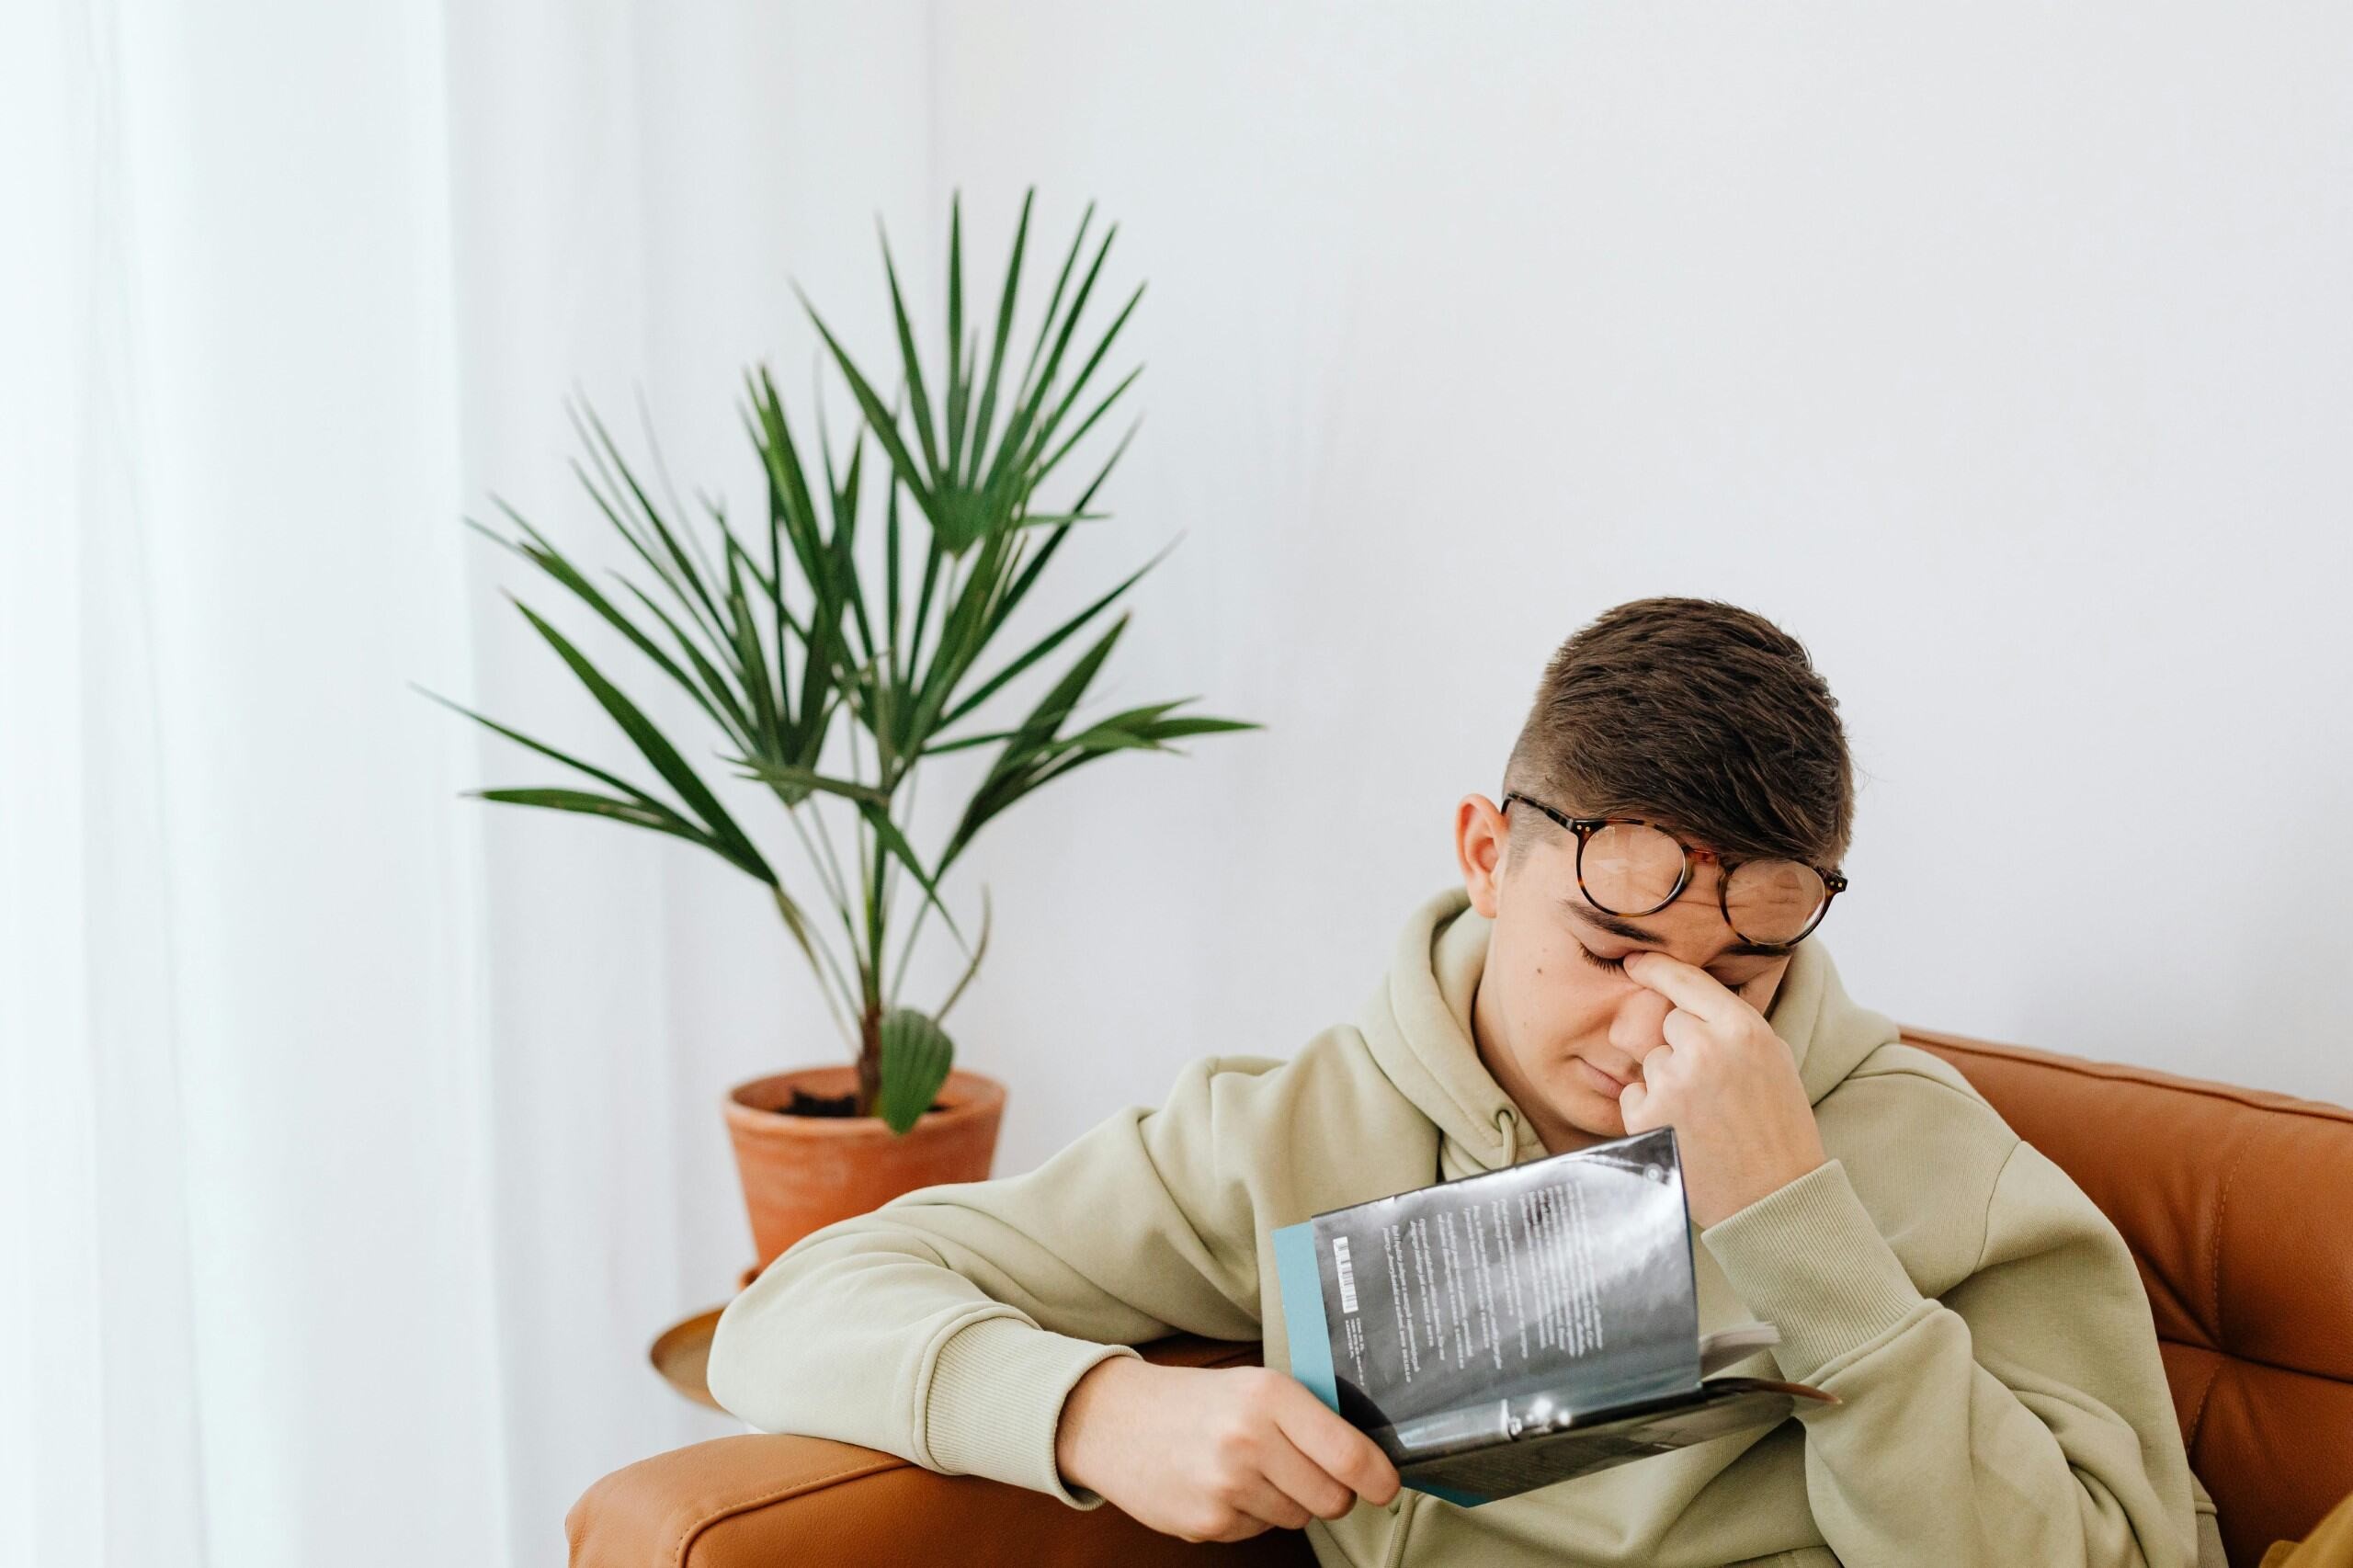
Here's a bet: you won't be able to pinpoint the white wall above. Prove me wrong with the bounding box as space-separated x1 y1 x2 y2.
9 6 2348 1563
896 3 2353 1179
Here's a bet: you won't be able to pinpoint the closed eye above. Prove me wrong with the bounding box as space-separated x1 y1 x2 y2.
1572 940 1625 975
1574 936 1772 991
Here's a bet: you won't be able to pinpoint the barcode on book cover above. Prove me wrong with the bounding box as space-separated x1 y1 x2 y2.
1332 1236 1359 1314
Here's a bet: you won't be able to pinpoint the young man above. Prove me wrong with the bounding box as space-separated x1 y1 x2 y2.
709 597 2226 1567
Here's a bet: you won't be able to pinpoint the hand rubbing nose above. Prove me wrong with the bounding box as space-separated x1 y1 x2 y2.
1608 987 1672 1067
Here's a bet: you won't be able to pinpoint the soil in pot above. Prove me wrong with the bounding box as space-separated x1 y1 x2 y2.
783 1087 948 1119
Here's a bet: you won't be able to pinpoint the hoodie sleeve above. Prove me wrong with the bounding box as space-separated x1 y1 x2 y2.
1696 1142 2207 1568
704 1052 1275 1509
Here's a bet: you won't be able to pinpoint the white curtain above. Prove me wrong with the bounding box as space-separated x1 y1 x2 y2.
12 2 2353 1563
2 2 933 1563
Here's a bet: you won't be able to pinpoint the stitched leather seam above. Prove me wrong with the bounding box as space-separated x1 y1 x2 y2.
1922 1034 2349 1383
670 1456 907 1567
2159 1333 2347 1386
2183 1353 2225 1451
2208 1143 2249 1350
1902 1032 2353 1123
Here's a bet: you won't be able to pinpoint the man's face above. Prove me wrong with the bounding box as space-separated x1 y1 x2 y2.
1455 794 1794 1150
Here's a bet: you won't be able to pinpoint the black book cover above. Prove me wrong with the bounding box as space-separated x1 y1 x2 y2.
1272 1125 1836 1506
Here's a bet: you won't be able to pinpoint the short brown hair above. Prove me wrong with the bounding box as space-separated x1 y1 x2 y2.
1502 597 1853 869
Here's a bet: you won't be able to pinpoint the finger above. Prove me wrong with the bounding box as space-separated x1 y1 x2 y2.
1274 1386 1402 1506
1622 949 1740 1022
1618 1078 1652 1129
1631 1041 1676 1099
1253 1424 1363 1523
1661 1006 1709 1052
1224 1470 1313 1533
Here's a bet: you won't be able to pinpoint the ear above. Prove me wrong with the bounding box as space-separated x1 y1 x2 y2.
1455 793 1509 918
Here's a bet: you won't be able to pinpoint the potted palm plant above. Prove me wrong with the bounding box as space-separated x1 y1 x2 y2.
426 192 1255 1268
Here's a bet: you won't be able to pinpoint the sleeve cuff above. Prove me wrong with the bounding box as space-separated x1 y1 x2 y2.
1698 1156 1929 1387
921 1313 1143 1509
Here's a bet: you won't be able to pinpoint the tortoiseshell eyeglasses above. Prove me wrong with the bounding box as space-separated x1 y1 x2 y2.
1501 790 1848 948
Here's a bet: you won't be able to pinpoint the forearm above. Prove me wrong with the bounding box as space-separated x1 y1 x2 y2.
705 1056 1279 1503
707 1222 1147 1504
1784 1301 2188 1566
1700 1156 2197 1568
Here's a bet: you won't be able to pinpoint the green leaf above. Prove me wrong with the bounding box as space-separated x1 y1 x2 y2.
944 194 970 479
471 787 681 831
416 684 667 808
904 533 946 697
916 725 1023 756
1033 361 1142 485
937 613 1130 874
1019 287 1145 482
725 757 891 808
942 535 1178 728
883 478 904 683
615 578 757 744
570 398 732 644
858 799 968 953
999 609 1130 761
1134 714 1261 742
510 598 777 885
426 194 1265 1109
803 297 942 540
965 188 1035 487
880 226 944 486
875 1006 955 1134
466 509 733 738
1009 202 1096 424
987 216 1115 505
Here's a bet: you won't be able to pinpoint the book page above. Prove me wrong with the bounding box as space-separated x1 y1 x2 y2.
1302 1126 1702 1433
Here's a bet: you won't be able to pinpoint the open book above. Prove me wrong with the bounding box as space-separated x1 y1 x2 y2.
1271 1125 1836 1506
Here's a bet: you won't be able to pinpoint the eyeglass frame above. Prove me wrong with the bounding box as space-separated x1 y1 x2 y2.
1498 790 1850 948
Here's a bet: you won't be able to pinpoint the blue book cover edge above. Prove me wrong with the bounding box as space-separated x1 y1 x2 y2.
1272 1217 1495 1509
1271 1219 1336 1411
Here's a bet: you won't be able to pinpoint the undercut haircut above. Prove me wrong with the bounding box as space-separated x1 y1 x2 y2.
1502 597 1854 870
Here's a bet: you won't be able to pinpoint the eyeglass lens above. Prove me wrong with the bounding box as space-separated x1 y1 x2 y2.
1579 822 1828 945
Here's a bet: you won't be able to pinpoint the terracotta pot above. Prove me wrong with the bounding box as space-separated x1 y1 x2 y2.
724 1063 1007 1270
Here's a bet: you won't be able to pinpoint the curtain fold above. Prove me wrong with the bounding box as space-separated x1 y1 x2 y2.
3 3 931 1563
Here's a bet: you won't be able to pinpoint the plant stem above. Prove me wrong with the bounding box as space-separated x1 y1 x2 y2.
775 883 858 1052
857 997 883 1117
788 797 867 983
805 798 858 938
878 756 918 1002
781 815 867 1048
890 872 937 1001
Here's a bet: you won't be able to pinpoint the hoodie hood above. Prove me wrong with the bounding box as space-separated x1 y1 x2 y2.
1354 884 1901 1179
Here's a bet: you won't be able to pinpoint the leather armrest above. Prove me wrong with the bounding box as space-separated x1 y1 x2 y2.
567 1334 1314 1568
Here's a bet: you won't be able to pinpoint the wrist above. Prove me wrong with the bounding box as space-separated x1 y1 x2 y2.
1054 1350 1146 1494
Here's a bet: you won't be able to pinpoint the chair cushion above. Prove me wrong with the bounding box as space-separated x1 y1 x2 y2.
1907 1028 2353 1568
574 1033 2349 1568
567 1335 1312 1567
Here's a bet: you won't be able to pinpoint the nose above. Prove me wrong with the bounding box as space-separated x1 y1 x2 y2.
1608 986 1673 1071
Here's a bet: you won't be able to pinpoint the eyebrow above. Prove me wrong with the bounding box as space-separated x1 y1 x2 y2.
1561 900 1789 960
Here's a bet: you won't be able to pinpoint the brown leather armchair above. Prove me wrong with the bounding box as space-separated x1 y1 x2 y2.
568 1030 2353 1568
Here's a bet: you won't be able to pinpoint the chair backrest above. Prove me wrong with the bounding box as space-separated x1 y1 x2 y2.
1905 1028 2353 1568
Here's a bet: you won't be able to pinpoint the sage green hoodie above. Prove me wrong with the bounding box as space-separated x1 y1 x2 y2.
709 884 2227 1568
